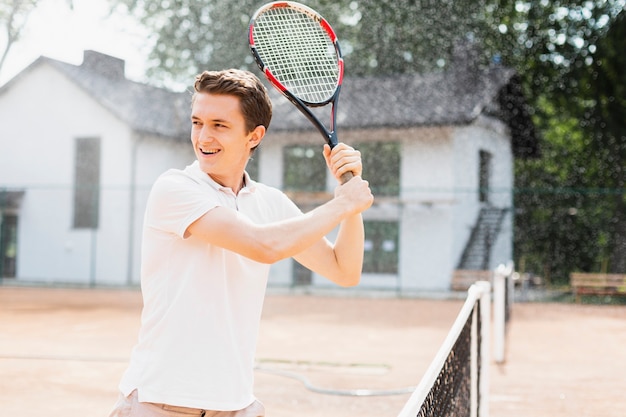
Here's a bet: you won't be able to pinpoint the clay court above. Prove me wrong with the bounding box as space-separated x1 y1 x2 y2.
0 285 624 417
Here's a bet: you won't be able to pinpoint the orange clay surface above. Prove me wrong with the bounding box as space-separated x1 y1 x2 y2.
0 286 625 417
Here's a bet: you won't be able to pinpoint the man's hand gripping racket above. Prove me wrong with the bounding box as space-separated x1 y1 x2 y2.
248 1 355 184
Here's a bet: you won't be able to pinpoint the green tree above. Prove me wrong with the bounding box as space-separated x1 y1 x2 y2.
327 0 487 75
568 10 626 273
514 6 625 281
107 0 626 280
514 98 611 282
108 0 490 84
110 0 259 87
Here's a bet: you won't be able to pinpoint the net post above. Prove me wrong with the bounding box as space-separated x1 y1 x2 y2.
397 283 486 417
470 294 479 417
506 261 515 321
493 262 513 364
397 282 492 417
474 281 491 417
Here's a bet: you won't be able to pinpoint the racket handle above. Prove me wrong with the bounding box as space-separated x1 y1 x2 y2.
340 171 354 184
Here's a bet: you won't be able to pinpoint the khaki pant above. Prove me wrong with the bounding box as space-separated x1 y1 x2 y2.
109 390 265 417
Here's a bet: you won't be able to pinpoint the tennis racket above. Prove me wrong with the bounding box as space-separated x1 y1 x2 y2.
248 1 353 184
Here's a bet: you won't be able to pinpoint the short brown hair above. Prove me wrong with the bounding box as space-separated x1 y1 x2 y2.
192 69 272 133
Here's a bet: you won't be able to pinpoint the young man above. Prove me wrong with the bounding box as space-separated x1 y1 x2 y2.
109 69 373 417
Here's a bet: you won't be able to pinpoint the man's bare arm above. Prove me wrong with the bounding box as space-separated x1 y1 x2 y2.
186 176 372 267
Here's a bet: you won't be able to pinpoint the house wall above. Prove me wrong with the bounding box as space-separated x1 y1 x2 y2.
0 64 514 291
257 132 300 287
259 121 513 292
0 64 194 286
0 65 132 284
398 128 455 291
451 115 514 272
129 136 195 283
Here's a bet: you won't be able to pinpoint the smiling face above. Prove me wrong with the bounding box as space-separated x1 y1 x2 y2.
190 92 265 192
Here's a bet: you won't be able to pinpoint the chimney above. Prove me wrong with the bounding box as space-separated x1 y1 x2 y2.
450 37 483 93
81 50 126 80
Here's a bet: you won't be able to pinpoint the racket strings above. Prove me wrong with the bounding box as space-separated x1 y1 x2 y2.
252 7 340 104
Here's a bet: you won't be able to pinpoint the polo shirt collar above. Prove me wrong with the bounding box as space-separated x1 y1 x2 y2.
188 161 257 194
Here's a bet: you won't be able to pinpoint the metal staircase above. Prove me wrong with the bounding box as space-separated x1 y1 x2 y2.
457 206 508 270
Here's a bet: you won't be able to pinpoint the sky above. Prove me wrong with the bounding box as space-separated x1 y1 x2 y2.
0 0 150 86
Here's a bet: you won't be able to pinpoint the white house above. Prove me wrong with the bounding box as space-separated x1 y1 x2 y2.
0 51 193 286
0 50 537 292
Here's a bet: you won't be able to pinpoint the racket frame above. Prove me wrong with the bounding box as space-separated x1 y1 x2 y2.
248 1 345 149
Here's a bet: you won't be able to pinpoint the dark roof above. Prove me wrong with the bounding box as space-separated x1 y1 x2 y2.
50 52 192 139
268 65 539 157
1 50 192 140
270 66 513 129
2 50 537 157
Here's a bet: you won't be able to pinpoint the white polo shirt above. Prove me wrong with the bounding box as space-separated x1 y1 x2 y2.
119 161 301 410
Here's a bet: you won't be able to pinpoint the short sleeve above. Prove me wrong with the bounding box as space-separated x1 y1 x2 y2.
144 170 220 238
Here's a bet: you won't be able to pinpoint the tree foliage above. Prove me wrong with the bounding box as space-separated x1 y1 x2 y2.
0 0 74 78
107 0 626 280
513 6 626 280
584 10 626 273
0 0 40 75
108 0 260 86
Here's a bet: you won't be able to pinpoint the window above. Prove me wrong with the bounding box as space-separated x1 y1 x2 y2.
357 142 400 196
292 260 312 286
246 148 260 181
363 221 399 274
479 150 492 203
282 144 326 191
73 138 101 229
0 214 17 278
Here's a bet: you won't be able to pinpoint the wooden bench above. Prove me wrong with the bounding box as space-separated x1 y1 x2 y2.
570 273 626 302
451 270 493 291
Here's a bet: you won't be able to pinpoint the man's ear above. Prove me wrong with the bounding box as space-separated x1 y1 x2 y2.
248 125 266 148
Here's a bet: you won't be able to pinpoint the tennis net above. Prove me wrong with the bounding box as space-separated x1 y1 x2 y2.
397 281 491 417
